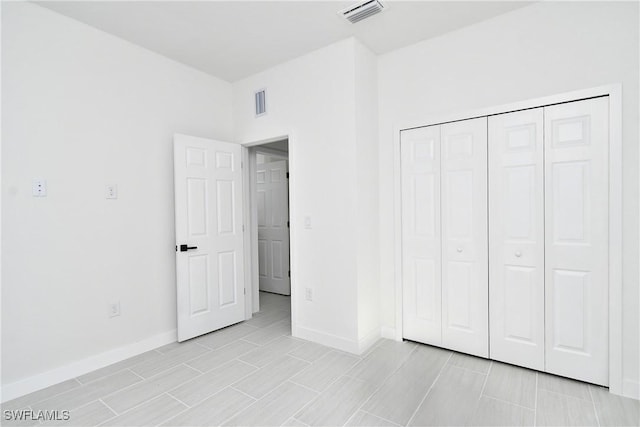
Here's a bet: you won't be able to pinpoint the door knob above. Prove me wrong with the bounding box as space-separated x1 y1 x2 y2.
515 251 522 258
179 244 198 252
456 247 463 253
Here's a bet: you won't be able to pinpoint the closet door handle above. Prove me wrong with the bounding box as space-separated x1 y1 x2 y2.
515 251 522 258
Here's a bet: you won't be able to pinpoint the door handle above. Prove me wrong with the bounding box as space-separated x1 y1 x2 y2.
179 244 198 252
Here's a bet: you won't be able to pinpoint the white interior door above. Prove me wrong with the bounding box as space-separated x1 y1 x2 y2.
174 133 245 342
544 97 609 385
401 125 442 345
440 117 488 358
489 108 544 370
257 159 290 295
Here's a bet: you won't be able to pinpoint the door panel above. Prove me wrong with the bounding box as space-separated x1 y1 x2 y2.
174 134 245 342
440 117 488 357
257 159 291 295
544 97 609 386
489 108 544 370
401 125 442 345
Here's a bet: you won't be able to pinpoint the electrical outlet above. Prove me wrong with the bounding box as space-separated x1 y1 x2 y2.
304 288 313 301
106 184 118 199
109 302 121 318
32 179 47 197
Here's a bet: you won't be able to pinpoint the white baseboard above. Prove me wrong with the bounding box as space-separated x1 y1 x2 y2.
622 378 640 400
1 329 177 403
380 327 397 340
293 325 360 354
357 327 381 355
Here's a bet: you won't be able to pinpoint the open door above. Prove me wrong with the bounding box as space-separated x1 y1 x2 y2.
174 133 245 342
257 159 290 295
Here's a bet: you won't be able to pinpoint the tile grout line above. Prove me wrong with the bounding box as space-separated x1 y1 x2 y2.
286 379 322 395
534 372 539 426
587 386 601 427
292 344 396 427
405 351 454 427
481 394 536 412
342 344 421 426
479 360 493 397
359 408 403 426
128 368 146 381
229 385 260 402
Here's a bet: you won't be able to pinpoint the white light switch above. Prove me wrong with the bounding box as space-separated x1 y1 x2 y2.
32 179 47 197
304 216 312 229
106 184 118 199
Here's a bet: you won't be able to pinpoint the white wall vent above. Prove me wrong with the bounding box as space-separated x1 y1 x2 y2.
340 0 385 24
255 89 266 116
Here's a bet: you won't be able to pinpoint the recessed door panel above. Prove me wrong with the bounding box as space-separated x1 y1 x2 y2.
187 178 208 237
218 251 237 307
441 117 488 357
216 180 235 235
545 97 609 386
489 108 544 370
188 254 209 315
401 125 442 345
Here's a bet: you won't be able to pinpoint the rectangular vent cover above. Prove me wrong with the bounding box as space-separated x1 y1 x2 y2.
255 89 266 116
341 0 385 24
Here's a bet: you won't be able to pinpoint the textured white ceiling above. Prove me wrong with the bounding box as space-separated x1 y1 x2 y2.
36 1 532 82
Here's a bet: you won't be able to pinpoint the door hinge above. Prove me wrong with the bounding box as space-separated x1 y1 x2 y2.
286 172 289 179
242 224 245 232
288 270 291 277
175 245 177 252
287 221 290 228
244 288 246 295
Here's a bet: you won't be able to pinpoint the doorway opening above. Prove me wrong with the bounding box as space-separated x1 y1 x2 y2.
246 138 292 324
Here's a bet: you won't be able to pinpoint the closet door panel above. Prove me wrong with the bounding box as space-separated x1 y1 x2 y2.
441 117 488 357
488 108 544 370
544 97 609 386
401 126 442 345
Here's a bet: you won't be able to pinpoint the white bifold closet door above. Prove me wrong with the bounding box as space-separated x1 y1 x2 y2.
544 97 609 386
401 125 442 345
488 108 545 370
440 118 488 357
401 118 488 357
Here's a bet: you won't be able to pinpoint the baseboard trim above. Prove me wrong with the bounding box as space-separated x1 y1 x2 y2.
1 329 177 403
357 327 381 355
622 378 640 400
293 325 359 354
380 327 397 340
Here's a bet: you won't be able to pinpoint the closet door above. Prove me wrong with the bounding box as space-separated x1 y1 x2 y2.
488 109 544 370
441 118 488 357
401 126 442 345
544 97 609 386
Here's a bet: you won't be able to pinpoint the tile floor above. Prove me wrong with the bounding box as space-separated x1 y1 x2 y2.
3 292 639 426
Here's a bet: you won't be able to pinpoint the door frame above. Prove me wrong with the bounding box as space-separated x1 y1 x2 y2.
392 84 623 395
241 134 296 330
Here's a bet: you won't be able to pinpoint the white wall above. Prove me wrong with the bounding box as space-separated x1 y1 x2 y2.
1 2 233 395
234 37 380 353
378 1 639 396
354 41 380 348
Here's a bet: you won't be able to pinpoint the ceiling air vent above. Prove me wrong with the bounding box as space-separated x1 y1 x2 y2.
255 89 266 117
340 0 385 24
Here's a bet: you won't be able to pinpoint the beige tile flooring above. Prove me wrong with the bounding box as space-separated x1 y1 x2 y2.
3 292 639 426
